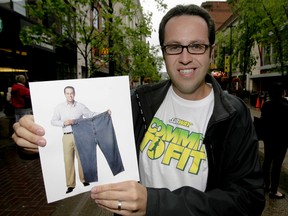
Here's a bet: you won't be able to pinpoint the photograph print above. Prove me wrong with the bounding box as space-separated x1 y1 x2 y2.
29 76 139 203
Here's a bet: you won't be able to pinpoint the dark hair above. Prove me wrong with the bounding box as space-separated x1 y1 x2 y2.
269 82 284 101
64 86 75 94
158 4 215 47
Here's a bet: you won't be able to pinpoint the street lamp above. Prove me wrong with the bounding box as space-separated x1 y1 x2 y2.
108 0 115 76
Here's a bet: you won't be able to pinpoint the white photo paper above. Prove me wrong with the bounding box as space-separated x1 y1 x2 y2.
29 76 139 203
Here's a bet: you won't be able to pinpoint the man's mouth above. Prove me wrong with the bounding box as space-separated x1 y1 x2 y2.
179 69 195 74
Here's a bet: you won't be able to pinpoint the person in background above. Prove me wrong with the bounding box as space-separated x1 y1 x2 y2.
6 86 12 103
261 82 288 199
4 86 15 136
12 4 265 216
11 75 32 122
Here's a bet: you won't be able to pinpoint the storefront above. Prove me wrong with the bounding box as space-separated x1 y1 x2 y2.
0 5 77 110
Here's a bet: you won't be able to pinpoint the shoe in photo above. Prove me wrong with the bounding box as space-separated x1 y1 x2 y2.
83 182 90 186
66 187 74 194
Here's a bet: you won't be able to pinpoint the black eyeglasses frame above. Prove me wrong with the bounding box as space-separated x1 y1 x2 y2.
162 44 211 55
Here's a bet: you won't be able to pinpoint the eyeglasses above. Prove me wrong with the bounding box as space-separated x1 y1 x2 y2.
162 43 211 55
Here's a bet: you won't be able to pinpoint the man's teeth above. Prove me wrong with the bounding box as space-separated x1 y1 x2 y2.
180 69 193 74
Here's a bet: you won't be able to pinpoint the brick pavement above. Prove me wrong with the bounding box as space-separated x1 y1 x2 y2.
0 140 57 216
0 139 113 216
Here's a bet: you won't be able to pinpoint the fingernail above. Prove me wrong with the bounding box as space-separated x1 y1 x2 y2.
37 139 46 147
36 128 45 135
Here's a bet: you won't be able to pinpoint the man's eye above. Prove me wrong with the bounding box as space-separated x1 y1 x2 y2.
169 45 181 50
190 44 203 49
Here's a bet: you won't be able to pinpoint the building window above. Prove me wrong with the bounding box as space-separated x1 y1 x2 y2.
62 15 68 35
262 44 272 66
101 17 105 30
93 8 99 29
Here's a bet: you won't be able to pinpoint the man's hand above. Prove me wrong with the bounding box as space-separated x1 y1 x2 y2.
12 115 46 153
91 181 147 216
64 119 74 126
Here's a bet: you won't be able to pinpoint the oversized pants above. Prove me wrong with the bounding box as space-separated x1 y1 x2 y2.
72 111 124 182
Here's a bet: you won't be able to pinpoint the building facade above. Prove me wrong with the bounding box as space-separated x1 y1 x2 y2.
0 2 77 90
205 1 288 106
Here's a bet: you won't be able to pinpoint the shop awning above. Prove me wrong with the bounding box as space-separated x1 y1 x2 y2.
248 72 282 79
0 67 28 72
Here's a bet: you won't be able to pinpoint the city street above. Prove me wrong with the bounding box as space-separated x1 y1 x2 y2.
0 108 288 215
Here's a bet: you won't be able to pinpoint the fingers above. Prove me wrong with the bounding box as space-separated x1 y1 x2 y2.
18 115 45 136
12 131 40 150
91 181 147 215
92 181 127 193
12 115 46 150
97 201 135 216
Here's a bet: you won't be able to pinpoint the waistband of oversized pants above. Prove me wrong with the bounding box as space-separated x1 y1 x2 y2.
73 110 110 124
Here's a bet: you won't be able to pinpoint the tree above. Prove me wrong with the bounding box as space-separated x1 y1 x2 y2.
20 0 165 82
229 1 259 90
229 0 288 78
256 0 288 77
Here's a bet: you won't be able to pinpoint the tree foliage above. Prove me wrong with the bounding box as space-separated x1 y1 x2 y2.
227 0 288 78
20 0 165 82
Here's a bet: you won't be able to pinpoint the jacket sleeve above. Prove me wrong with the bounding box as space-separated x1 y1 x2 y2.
21 86 31 98
145 101 265 216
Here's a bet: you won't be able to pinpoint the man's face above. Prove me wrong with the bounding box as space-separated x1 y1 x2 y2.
163 15 214 100
64 88 75 103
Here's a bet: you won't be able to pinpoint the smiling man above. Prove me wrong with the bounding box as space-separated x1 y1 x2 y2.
12 4 265 216
91 4 265 216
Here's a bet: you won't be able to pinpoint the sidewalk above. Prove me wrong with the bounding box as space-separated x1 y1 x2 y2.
0 108 288 215
0 139 113 216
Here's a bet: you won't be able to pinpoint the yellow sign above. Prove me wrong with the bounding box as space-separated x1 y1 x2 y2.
224 55 230 73
101 48 109 55
210 64 217 69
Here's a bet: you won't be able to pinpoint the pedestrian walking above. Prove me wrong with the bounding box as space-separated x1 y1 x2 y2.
261 82 288 199
11 75 32 122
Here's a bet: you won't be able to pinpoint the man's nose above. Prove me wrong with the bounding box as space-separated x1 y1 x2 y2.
178 48 193 64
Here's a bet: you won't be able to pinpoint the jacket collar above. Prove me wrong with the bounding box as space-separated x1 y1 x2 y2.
206 74 237 123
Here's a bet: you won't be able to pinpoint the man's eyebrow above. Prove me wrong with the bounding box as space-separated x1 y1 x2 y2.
164 40 208 45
